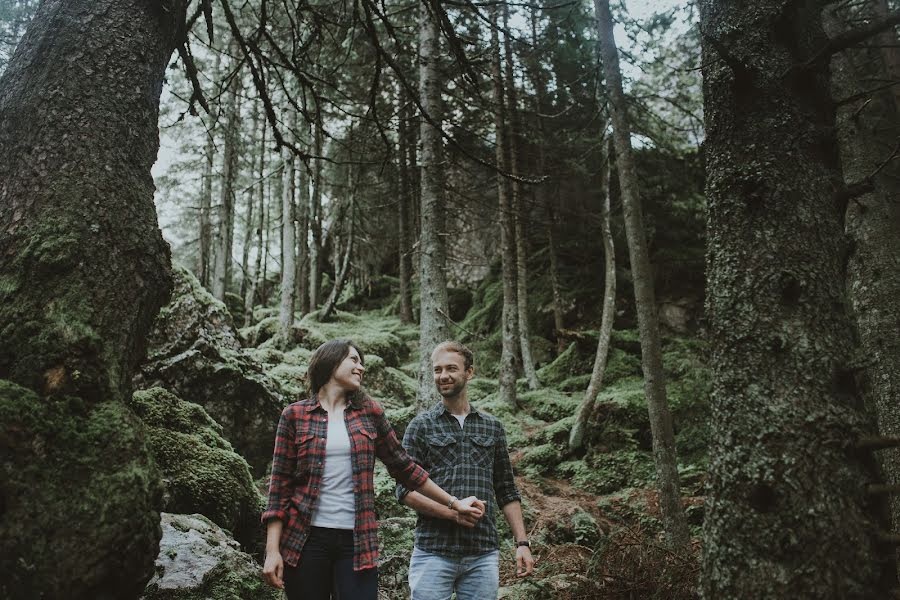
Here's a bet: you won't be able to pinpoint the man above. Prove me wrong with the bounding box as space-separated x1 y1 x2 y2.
396 341 535 599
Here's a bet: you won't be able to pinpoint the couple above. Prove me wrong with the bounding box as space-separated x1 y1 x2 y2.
262 339 534 599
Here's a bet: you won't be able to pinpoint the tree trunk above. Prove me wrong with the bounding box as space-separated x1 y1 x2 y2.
397 96 415 324
211 51 242 301
527 9 566 354
199 82 218 289
595 0 689 549
244 104 266 327
503 2 539 391
240 100 259 311
278 142 296 348
699 0 890 595
0 0 179 596
491 3 520 408
826 0 900 575
569 139 615 453
415 1 451 412
308 110 323 310
320 190 355 322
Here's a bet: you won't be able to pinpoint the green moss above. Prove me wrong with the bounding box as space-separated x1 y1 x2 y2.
130 388 263 550
534 415 576 446
518 388 579 422
385 405 417 440
0 380 163 598
363 355 417 407
467 377 499 401
299 310 408 366
267 363 306 398
519 443 562 473
536 342 584 386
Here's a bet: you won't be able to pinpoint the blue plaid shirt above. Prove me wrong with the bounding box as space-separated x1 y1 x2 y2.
396 401 521 556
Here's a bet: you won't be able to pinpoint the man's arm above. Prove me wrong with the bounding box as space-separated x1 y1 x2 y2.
501 500 535 577
402 489 481 528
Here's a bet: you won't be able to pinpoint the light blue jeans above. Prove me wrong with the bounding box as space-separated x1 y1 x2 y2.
408 546 500 600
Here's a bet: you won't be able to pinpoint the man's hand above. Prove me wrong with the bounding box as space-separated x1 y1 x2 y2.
453 495 486 520
262 551 284 589
515 545 535 577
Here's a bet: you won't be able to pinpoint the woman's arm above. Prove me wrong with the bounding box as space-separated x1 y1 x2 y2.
262 520 284 589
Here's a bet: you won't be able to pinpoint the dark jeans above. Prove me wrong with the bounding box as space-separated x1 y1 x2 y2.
283 527 378 600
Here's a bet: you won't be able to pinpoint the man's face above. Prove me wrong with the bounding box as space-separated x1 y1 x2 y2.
432 348 473 399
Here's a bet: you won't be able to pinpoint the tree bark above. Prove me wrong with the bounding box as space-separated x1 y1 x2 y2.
211 48 242 301
240 99 259 312
308 110 323 310
826 0 900 575
397 96 415 324
415 1 451 412
199 52 219 289
244 103 266 327
699 0 890 595
503 2 539 391
320 188 355 322
491 3 520 408
595 0 689 549
0 0 180 596
278 141 296 348
570 139 615 453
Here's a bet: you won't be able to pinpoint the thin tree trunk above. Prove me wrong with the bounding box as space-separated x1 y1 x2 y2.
416 1 452 412
320 190 355 322
826 0 900 575
699 0 889 595
245 109 267 327
527 9 566 354
491 3 520 408
198 51 221 289
397 96 415 324
503 3 539 390
0 1 180 596
570 139 615 453
278 141 296 348
240 100 259 310
595 0 689 549
212 51 242 301
308 110 323 310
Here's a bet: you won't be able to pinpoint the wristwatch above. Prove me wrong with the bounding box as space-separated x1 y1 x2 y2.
447 495 458 510
516 540 530 548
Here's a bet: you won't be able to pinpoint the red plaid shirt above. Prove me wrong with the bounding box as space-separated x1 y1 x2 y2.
262 395 429 571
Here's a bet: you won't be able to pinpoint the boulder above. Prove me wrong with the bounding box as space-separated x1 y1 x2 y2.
142 513 279 600
0 380 163 599
135 265 285 475
130 388 264 551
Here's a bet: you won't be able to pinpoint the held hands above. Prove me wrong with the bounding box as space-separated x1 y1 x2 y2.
262 551 284 589
451 496 486 528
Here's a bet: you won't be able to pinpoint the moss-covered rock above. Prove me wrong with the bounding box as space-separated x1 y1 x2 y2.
130 388 264 551
363 355 417 408
0 380 163 599
142 513 279 600
385 404 418 440
518 388 579 422
297 310 409 366
519 443 562 473
536 342 586 386
135 265 285 475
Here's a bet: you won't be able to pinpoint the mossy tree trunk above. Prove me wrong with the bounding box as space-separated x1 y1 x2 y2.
825 0 900 574
415 1 451 412
0 0 181 596
491 2 520 408
570 139 615 453
595 0 689 550
699 0 893 595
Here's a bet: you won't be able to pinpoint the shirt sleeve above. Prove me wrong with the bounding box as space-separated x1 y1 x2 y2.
395 415 427 503
492 421 521 508
261 406 296 524
371 402 429 493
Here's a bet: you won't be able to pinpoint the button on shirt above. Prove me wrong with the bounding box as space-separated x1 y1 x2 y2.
262 396 429 571
396 401 521 557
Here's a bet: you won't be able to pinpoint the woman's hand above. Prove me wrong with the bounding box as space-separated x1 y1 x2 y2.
262 551 284 589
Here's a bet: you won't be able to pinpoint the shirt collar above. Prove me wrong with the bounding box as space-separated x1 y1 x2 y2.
432 400 480 418
300 394 360 413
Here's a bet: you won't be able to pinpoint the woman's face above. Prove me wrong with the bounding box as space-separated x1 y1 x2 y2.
330 346 365 391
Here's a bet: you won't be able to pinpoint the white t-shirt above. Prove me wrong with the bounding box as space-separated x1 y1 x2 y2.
310 409 356 530
453 413 467 429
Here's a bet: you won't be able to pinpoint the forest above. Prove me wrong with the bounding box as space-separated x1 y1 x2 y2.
0 0 898 598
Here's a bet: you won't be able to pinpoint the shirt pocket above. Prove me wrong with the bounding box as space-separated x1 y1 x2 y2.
351 424 377 470
427 433 459 471
470 434 495 469
295 433 317 476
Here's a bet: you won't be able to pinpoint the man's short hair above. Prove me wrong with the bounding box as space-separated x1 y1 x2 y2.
432 340 474 371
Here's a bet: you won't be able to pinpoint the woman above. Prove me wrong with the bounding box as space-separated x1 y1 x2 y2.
262 339 484 599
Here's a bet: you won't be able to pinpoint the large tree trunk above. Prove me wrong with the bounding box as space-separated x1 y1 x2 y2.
415 1 451 412
825 0 900 574
491 3 520 408
397 96 415 324
699 0 891 595
211 52 241 301
0 0 179 597
569 139 615 453
595 0 689 549
503 2 539 391
278 142 296 348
